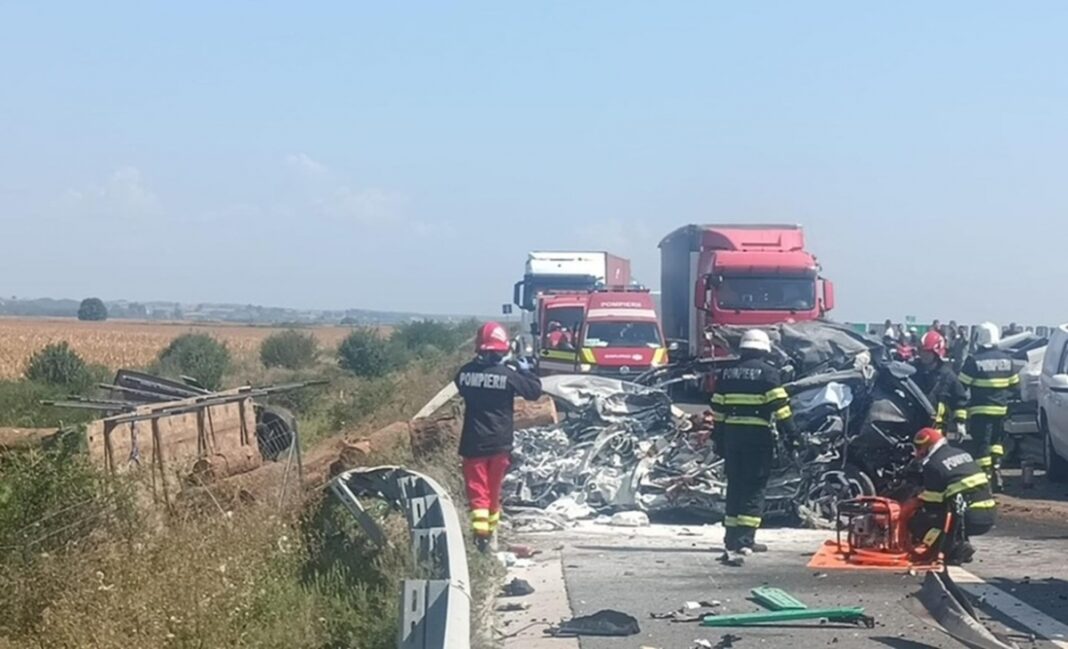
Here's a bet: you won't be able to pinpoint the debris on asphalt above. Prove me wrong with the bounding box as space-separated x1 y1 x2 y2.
508 543 541 558
547 609 642 637
496 552 518 567
651 600 723 623
701 607 873 628
610 511 650 527
714 634 743 649
907 571 1018 649
500 577 536 597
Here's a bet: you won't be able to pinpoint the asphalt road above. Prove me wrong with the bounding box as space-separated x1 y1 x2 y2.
503 470 1068 649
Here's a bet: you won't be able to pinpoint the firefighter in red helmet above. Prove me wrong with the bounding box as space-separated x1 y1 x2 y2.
913 330 968 434
904 427 996 565
455 322 542 552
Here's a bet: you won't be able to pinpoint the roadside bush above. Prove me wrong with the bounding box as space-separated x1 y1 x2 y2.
156 334 231 390
260 329 319 370
77 297 108 321
338 328 407 378
24 342 92 390
390 320 470 353
0 381 97 428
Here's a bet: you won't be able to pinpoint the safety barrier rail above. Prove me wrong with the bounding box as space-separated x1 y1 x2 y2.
330 466 471 649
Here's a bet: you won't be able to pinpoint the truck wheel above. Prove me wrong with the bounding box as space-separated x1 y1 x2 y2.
1042 413 1068 483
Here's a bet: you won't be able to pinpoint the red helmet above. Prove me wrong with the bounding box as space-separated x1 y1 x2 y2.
913 427 944 458
476 321 509 353
920 330 947 360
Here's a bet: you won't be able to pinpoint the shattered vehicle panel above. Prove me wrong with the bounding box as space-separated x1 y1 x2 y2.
505 324 934 526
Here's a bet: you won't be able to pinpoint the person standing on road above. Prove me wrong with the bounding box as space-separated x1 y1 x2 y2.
710 329 796 565
959 322 1020 491
950 325 970 373
907 427 996 565
455 322 542 552
913 330 968 434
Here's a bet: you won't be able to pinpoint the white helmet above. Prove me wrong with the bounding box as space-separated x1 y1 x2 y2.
739 329 772 354
975 321 1000 348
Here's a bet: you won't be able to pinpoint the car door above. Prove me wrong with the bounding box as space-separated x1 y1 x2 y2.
1047 339 1068 450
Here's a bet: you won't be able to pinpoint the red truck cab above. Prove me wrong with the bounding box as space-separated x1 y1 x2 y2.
536 289 668 378
660 224 835 365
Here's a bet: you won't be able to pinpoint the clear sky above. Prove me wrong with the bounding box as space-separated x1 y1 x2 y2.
2 2 1066 324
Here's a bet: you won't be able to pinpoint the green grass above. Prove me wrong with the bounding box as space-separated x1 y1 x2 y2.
0 338 487 649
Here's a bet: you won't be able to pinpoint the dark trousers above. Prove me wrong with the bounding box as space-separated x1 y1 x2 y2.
722 428 774 550
967 415 1005 473
909 502 994 563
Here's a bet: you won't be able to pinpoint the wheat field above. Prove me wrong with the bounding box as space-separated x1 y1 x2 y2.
0 318 356 380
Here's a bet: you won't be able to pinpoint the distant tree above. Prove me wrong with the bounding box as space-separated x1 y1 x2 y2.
260 329 319 370
77 298 108 321
156 334 230 390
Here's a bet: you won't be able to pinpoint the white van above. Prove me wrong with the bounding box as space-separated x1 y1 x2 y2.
1038 324 1068 481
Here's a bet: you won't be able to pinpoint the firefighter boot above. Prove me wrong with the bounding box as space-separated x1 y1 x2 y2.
991 466 1004 493
475 536 491 554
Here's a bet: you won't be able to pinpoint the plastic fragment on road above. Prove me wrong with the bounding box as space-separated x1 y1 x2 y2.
700 607 873 628
610 511 650 527
547 609 641 637
500 577 535 597
750 586 808 611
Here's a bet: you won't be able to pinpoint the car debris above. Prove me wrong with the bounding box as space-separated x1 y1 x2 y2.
651 600 723 623
500 577 536 597
906 571 1018 649
547 609 641 637
503 322 935 525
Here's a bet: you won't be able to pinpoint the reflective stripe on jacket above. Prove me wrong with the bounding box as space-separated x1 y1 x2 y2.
959 349 1020 418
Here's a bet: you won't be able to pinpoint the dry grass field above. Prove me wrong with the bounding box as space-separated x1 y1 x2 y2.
0 318 356 379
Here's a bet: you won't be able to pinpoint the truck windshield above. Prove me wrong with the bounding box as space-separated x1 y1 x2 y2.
716 276 816 311
584 322 663 348
543 306 584 350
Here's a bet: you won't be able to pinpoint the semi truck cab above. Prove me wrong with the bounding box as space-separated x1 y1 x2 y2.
660 224 835 367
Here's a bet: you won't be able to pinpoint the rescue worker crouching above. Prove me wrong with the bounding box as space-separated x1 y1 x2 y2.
913 330 968 435
959 322 1019 491
906 428 996 565
455 322 542 552
710 329 797 565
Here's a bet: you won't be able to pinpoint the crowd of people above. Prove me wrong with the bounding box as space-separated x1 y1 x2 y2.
877 318 1028 372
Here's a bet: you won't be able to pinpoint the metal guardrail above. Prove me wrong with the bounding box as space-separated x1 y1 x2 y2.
330 466 471 649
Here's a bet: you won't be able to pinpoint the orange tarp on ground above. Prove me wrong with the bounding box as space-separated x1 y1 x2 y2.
808 540 943 573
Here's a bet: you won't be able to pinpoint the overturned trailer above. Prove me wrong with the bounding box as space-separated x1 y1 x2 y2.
47 370 324 504
504 322 936 526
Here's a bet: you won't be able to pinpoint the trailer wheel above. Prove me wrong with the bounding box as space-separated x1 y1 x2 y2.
257 405 296 461
1042 412 1068 483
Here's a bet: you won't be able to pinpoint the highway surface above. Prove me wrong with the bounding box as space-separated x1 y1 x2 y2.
499 468 1068 649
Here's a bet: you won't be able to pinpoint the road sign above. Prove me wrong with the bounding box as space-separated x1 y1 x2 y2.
501 304 513 315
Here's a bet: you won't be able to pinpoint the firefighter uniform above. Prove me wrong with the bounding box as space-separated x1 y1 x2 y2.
710 357 795 552
455 349 542 545
959 348 1019 477
913 439 996 564
913 362 968 433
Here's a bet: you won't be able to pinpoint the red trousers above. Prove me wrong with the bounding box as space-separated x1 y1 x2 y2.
462 453 510 538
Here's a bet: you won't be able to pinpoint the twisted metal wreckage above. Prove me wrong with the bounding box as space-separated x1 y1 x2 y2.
503 322 939 529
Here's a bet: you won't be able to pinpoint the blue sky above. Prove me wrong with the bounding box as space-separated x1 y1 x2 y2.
1 2 1066 324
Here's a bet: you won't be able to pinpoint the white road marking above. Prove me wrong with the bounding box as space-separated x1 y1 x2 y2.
948 566 1068 648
